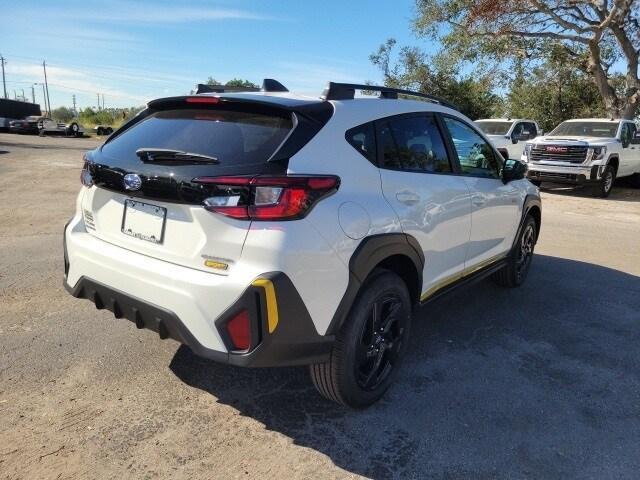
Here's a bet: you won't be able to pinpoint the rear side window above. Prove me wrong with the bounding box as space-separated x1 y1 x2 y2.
101 108 293 166
346 122 377 164
378 115 451 173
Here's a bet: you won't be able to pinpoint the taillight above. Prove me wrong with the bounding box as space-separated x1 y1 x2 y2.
80 155 93 187
225 309 251 351
193 175 340 221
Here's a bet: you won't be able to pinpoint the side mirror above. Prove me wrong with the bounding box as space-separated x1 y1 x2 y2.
502 159 527 183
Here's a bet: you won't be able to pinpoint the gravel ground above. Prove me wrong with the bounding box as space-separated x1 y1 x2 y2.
1 133 639 480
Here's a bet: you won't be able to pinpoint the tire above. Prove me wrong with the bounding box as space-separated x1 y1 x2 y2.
105 127 113 135
492 215 537 288
38 129 45 137
96 127 104 136
69 122 80 137
309 270 412 408
593 165 615 198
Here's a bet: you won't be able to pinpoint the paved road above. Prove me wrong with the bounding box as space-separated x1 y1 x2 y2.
1 133 639 479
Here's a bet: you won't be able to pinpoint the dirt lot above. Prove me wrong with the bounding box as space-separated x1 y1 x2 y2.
1 133 639 480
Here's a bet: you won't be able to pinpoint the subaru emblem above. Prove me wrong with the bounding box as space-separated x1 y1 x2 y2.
123 173 142 191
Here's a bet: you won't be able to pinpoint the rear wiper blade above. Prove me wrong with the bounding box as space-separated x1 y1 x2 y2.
136 148 219 164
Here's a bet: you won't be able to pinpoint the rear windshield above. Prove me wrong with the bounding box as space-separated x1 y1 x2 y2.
101 108 293 166
550 121 619 138
475 121 512 135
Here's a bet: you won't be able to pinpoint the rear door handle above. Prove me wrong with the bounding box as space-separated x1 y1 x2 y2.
396 191 420 205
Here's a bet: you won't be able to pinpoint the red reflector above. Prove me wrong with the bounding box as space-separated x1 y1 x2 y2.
226 309 251 351
185 96 220 104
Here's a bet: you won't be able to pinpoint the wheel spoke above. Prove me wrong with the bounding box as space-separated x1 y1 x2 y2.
363 348 385 388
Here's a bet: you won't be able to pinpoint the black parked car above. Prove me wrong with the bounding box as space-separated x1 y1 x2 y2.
8 116 43 134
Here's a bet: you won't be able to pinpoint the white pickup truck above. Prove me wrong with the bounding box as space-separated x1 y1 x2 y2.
475 118 541 160
522 118 640 197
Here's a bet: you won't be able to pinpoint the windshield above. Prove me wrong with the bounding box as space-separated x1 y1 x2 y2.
101 108 293 166
550 121 619 138
475 121 512 135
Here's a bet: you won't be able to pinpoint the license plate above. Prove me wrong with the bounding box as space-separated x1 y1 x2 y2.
121 199 166 244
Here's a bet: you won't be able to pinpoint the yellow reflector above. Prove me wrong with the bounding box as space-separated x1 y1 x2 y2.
204 259 229 270
252 278 279 333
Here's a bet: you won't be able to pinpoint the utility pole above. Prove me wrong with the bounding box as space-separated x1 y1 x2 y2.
101 94 105 110
97 93 100 110
20 88 25 101
31 85 35 103
42 61 51 115
72 94 77 115
0 54 6 99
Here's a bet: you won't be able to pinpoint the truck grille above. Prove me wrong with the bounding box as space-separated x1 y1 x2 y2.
530 145 588 163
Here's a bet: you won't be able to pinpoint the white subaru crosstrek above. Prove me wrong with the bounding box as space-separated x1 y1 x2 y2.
64 80 541 408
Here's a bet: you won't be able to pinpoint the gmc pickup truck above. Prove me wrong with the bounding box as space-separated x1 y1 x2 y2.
475 118 541 160
522 118 640 197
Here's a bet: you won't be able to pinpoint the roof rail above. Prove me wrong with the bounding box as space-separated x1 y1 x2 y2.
320 82 458 111
195 78 289 95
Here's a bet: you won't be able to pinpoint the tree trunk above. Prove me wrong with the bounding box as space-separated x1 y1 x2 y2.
587 40 622 118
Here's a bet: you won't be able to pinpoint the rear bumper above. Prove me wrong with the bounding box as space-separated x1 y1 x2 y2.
526 163 602 184
63 217 333 367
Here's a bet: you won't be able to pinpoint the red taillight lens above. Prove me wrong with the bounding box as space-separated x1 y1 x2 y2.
226 309 251 351
194 175 340 221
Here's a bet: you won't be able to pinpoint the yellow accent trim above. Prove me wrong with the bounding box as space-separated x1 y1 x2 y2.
204 260 229 270
419 253 508 302
252 278 279 334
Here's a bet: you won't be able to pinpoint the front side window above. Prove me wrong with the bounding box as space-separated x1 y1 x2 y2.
443 116 502 179
620 122 636 147
378 115 451 173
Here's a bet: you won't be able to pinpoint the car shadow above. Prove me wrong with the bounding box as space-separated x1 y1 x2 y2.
170 255 640 479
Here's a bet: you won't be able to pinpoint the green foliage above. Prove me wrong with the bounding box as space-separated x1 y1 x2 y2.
411 0 640 118
51 106 75 123
76 107 143 128
205 77 259 88
369 38 503 119
506 55 608 132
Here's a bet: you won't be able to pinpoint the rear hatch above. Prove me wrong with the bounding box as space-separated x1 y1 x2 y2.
81 95 332 273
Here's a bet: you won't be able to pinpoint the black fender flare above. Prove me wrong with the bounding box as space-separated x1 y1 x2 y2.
513 194 542 249
326 233 424 335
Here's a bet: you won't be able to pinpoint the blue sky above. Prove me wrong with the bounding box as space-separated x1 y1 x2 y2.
0 0 424 109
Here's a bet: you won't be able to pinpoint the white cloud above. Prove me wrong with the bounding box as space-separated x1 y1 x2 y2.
6 61 148 104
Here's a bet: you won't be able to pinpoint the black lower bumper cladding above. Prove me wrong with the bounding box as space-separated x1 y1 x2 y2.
64 272 334 367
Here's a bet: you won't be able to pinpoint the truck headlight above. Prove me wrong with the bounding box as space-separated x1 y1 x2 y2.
523 143 533 162
589 146 606 161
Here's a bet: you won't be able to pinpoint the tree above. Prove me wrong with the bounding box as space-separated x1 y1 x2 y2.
205 77 259 89
370 38 503 119
414 0 640 119
51 106 74 123
507 53 609 132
